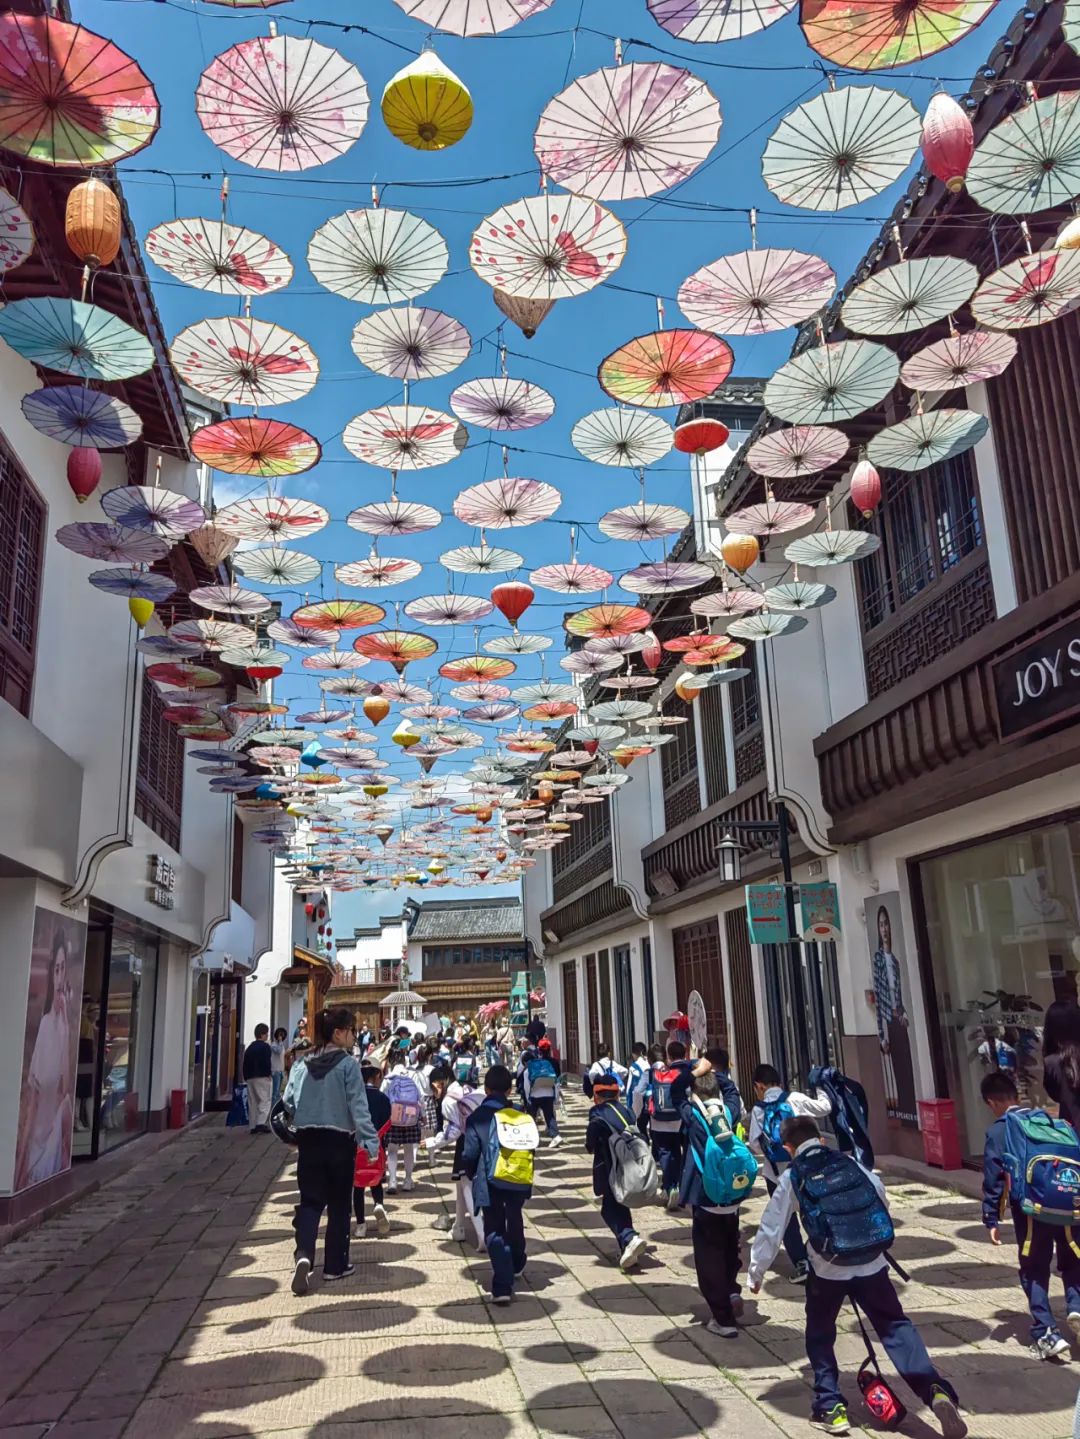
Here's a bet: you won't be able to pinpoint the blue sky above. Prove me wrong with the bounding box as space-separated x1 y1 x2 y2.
78 0 1010 934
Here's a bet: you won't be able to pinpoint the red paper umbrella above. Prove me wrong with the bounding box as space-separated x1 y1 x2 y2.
191 417 320 477
214 495 329 543
146 662 221 689
599 329 733 409
491 581 534 626
530 561 613 595
674 416 729 455
523 701 578 721
439 655 517 682
565 603 652 639
353 629 438 672
291 600 385 630
747 424 849 479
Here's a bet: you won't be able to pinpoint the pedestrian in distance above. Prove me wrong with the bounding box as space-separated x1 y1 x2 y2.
1043 1000 1080 1135
626 1041 653 1138
981 1068 1080 1360
585 1070 649 1273
282 1005 380 1297
462 1064 539 1305
522 1037 562 1147
382 1054 429 1193
651 1041 689 1210
242 1024 274 1134
584 1041 628 1097
353 1061 392 1240
748 1062 832 1283
270 1027 288 1109
747 1115 966 1438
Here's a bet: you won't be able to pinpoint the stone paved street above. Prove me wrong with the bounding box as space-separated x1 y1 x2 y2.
0 1102 1071 1439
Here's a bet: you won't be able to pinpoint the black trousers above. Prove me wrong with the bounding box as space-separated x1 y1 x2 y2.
692 1207 741 1324
353 1182 385 1225
294 1129 355 1275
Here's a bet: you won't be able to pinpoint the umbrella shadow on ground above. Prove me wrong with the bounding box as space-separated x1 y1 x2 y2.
522 1341 601 1364
360 1341 509 1387
292 1299 420 1336
151 1349 325 1398
920 1200 978 1223
530 1378 719 1438
435 1294 549 1326
200 1275 280 1304
886 1234 959 1262
310 1396 514 1436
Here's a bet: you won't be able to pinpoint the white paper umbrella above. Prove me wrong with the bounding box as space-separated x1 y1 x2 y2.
22 387 142 449
967 90 1080 215
762 86 921 211
726 500 814 537
728 612 808 640
218 644 289 669
100 485 206 538
649 0 796 41
561 649 622 675
691 588 766 618
486 632 552 654
970 250 1080 329
89 567 176 602
765 339 900 423
404 593 494 625
214 495 329 543
344 405 464 470
302 649 369 672
534 62 722 203
841 256 979 336
267 617 340 649
598 501 690 541
169 617 254 651
347 499 441 536
145 217 292 295
452 478 560 529
450 377 554 431
571 407 673 467
747 424 848 478
763 580 836 611
0 186 33 273
233 546 321 585
900 330 1017 391
866 409 988 472
567 721 625 745
196 35 368 171
309 209 448 304
391 0 554 36
190 582 271 617
679 248 835 335
589 699 653 723
784 529 882 566
530 561 613 594
441 543 523 574
351 307 469 380
621 560 714 595
470 192 627 300
170 317 318 406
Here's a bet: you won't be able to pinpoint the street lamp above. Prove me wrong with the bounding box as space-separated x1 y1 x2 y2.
716 830 744 885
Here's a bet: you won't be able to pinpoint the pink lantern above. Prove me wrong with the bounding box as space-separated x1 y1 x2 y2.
641 629 663 673
850 459 882 518
921 93 974 195
67 447 102 504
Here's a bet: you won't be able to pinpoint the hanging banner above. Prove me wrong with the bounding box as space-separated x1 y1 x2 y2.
800 882 842 943
745 883 797 944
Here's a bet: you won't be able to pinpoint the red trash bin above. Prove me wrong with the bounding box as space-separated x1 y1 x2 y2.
170 1088 188 1130
917 1098 962 1169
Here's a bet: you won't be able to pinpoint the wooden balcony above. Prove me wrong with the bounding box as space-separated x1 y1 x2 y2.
815 571 1080 844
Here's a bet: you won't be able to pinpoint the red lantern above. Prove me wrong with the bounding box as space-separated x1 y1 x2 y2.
850 459 882 518
318 924 324 935
304 902 315 918
921 93 974 195
641 629 663 673
246 665 282 683
326 927 332 937
318 906 326 919
674 416 729 456
582 738 599 756
490 580 534 628
67 447 102 504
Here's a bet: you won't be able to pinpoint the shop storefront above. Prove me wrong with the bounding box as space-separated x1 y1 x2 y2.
913 811 1080 1163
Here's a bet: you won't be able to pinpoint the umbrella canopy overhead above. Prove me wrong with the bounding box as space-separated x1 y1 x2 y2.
470 192 627 300
309 208 448 303
145 217 292 295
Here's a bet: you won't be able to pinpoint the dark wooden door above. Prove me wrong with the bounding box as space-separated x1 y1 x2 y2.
613 946 634 1063
585 953 601 1057
724 907 762 1102
561 961 580 1070
598 948 614 1052
672 919 727 1051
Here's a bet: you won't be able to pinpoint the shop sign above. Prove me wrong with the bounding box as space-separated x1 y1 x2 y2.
992 614 1080 741
746 882 797 943
800 882 841 942
149 854 176 910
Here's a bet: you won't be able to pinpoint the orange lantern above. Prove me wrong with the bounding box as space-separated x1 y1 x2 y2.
363 695 391 726
537 781 555 806
720 532 759 573
65 177 122 275
675 674 700 704
475 806 493 823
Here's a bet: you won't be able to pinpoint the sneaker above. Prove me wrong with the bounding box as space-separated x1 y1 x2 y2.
791 1260 810 1285
1068 1311 1080 1342
810 1405 850 1435
704 1319 738 1338
450 1220 467 1242
353 1221 367 1240
665 1189 681 1212
620 1233 647 1272
291 1257 311 1297
323 1265 355 1283
730 1292 745 1319
491 1293 512 1307
403 1179 415 1192
373 1204 390 1236
1032 1331 1071 1361
386 1184 398 1195
930 1386 968 1439
432 1213 454 1232
548 1135 563 1149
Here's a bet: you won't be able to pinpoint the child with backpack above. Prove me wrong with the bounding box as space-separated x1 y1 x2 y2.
354 1062 392 1239
748 1115 966 1438
585 1070 653 1273
748 1063 832 1283
672 1058 758 1337
381 1059 429 1193
981 1069 1080 1361
627 1041 653 1137
462 1065 539 1305
522 1037 562 1148
651 1041 689 1210
428 1054 486 1247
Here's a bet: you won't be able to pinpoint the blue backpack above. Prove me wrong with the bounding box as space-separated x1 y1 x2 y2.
790 1146 894 1267
690 1098 758 1207
1003 1107 1080 1225
527 1057 557 1090
761 1092 796 1165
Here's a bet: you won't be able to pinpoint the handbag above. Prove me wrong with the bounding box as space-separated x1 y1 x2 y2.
852 1302 908 1429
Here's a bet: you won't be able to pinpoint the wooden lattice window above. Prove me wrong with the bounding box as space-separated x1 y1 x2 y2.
0 438 45 718
661 699 700 831
698 682 728 805
136 671 184 850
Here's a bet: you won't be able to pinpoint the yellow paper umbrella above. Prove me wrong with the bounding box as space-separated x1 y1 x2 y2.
381 50 473 152
128 596 154 627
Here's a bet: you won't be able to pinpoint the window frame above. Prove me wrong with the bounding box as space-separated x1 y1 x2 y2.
0 436 46 719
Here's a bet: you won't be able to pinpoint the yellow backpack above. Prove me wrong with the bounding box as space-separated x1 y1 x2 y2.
488 1106 540 1189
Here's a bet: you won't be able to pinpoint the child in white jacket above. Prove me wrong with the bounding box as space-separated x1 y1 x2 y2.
427 1061 485 1249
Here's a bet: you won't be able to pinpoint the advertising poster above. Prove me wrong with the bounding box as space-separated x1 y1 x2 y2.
865 893 919 1129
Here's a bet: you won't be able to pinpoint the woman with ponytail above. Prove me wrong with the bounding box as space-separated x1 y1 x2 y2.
1042 1000 1080 1133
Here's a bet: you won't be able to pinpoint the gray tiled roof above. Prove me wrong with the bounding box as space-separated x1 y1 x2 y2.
409 898 524 942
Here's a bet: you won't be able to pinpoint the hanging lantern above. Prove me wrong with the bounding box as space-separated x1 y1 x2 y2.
428 859 445 875
326 927 332 937
675 674 699 704
301 740 326 769
474 867 490 881
475 806 493 823
246 664 282 683
641 629 663 673
1057 216 1080 251
363 783 388 798
128 596 154 628
363 694 391 726
582 738 600 756
491 580 534 628
614 751 637 769
850 458 882 518
67 446 102 504
920 93 974 195
189 523 238 568
381 49 473 151
495 849 507 862
720 532 759 573
317 924 325 935
392 719 420 749
674 416 729 456
374 825 394 845
494 288 555 340
416 752 439 773
537 781 555 806
65 177 121 271
304 902 315 918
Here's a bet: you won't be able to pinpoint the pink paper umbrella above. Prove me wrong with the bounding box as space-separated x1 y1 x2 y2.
678 248 835 336
347 499 441 537
404 594 495 625
691 588 767 618
648 0 796 42
335 556 423 588
747 424 849 479
726 500 815 537
971 250 1080 329
599 329 733 408
452 477 560 529
463 702 520 723
450 377 554 432
170 316 318 407
900 329 1018 391
471 192 627 301
344 404 464 470
391 0 554 35
535 62 721 202
214 495 329 543
599 502 689 541
561 649 622 675
351 307 470 381
620 560 714 595
530 561 613 594
101 485 206 539
266 617 340 650
56 522 170 565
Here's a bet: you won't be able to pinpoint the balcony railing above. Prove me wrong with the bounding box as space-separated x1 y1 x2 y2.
331 964 402 987
642 775 786 901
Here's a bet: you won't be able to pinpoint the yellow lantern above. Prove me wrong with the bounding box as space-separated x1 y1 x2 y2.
363 783 388 798
66 177 121 272
381 50 473 151
428 859 445 875
392 719 420 749
128 596 154 628
363 695 391 726
720 531 760 574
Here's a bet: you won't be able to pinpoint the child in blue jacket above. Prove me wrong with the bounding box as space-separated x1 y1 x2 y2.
585 1072 648 1273
462 1065 531 1306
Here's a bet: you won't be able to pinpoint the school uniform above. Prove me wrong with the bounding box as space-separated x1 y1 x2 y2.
672 1071 741 1327
748 1085 832 1270
463 1094 530 1299
353 1086 391 1226
521 1054 560 1139
585 1098 639 1256
983 1105 1080 1342
650 1060 690 1193
627 1057 652 1138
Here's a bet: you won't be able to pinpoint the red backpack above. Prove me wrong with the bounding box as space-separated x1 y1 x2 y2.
354 1117 391 1189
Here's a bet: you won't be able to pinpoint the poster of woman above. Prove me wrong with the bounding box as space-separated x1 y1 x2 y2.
14 908 87 1192
866 895 919 1129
